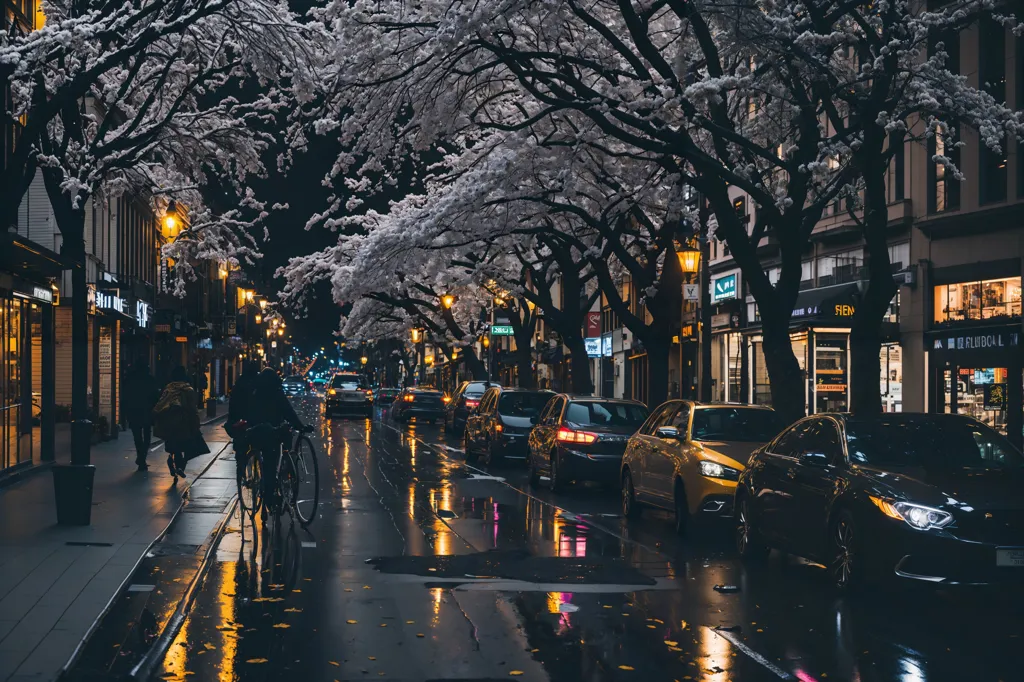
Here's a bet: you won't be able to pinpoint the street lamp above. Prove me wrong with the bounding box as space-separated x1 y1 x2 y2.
675 242 701 274
277 328 284 337
259 299 268 311
482 335 490 349
162 200 181 236
360 356 368 365
411 328 422 343
440 294 455 309
266 329 272 338
255 314 262 324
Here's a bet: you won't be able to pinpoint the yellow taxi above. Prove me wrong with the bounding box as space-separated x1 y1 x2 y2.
620 402 785 534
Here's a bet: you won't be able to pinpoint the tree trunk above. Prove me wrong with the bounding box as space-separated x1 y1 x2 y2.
464 348 488 380
646 338 671 408
760 318 806 424
514 343 535 389
567 336 594 394
68 234 92 465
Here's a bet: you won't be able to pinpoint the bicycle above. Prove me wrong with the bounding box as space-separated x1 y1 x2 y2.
234 421 262 522
269 423 319 527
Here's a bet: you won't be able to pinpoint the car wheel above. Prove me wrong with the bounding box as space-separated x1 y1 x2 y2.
463 432 477 463
830 510 862 590
621 469 640 519
549 452 564 492
736 496 769 561
527 451 540 485
672 481 690 536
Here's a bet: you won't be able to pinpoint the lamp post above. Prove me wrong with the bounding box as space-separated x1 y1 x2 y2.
676 205 712 401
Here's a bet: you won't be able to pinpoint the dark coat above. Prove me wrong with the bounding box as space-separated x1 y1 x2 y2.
226 370 258 437
122 367 160 427
249 369 302 429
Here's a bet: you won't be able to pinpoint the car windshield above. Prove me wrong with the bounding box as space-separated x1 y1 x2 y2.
331 376 365 390
565 401 648 428
465 385 490 398
691 408 784 442
498 392 551 417
845 416 1024 471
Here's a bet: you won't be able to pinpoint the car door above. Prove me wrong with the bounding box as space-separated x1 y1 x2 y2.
477 389 499 450
627 403 675 502
528 398 555 468
646 402 688 506
464 388 485 448
538 396 565 473
754 419 814 545
787 417 845 560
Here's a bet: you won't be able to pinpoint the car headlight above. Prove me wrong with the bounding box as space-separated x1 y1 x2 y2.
869 496 954 531
698 460 740 481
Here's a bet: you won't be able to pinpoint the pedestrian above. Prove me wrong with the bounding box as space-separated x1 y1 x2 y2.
121 359 160 471
153 366 206 483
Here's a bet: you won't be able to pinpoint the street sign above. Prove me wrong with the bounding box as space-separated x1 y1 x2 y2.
683 284 699 301
712 274 737 302
490 324 514 336
584 338 601 357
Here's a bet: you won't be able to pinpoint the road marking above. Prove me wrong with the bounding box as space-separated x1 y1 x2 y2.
127 584 155 592
708 626 793 679
150 444 162 451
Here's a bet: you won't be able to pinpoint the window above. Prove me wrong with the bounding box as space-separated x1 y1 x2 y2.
888 242 909 272
692 408 785 443
479 389 498 413
933 276 1022 325
668 403 692 431
640 403 676 435
771 420 815 457
979 18 1007 205
801 418 845 463
545 397 565 424
928 30 961 213
844 416 1022 470
497 391 551 417
564 401 649 428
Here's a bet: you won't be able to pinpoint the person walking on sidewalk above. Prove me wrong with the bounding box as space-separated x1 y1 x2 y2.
122 359 160 471
154 366 206 482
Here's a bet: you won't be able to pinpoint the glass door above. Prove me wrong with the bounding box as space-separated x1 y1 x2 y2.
814 335 849 413
2 297 26 472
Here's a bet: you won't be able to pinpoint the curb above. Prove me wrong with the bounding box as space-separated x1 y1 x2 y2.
129 495 239 680
58 439 234 680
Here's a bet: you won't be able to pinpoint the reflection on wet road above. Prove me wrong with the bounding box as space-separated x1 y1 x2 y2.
151 397 1024 682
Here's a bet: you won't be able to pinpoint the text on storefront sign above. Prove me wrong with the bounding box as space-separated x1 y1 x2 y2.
834 304 855 317
96 291 127 314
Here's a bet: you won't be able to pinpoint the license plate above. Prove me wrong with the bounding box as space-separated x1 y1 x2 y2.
996 548 1024 567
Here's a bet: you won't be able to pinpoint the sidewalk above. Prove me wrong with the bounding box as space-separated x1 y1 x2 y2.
0 406 231 682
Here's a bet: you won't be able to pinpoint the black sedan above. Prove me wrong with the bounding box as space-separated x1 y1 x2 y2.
736 413 1024 589
527 395 648 490
391 388 446 424
464 387 553 465
444 380 499 435
374 388 401 405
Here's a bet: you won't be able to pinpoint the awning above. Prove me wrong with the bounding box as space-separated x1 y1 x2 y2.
791 283 862 321
0 232 64 279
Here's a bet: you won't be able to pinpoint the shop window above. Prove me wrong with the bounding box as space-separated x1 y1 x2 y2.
814 336 848 414
933 276 1022 325
942 366 1011 435
727 333 742 402
880 343 902 412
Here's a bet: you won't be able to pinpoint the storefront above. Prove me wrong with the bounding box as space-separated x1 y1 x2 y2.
924 270 1022 447
744 282 901 416
709 298 745 403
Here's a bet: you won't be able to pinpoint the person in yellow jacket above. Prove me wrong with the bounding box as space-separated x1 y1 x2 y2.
153 366 206 482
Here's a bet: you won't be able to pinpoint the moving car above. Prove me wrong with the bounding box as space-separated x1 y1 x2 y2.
464 387 553 464
312 378 327 394
391 388 446 424
621 402 783 534
444 380 499 434
282 375 308 396
374 388 401 405
325 372 373 417
527 395 649 490
735 413 1024 589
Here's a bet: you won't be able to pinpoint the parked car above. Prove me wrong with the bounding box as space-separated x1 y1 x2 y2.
282 375 308 397
735 413 1024 589
392 388 446 424
325 372 373 417
444 380 500 434
464 387 554 464
527 395 649 490
620 402 783 534
375 388 401 405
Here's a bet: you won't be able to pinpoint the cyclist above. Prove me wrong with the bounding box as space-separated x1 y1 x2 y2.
227 360 261 476
247 367 307 510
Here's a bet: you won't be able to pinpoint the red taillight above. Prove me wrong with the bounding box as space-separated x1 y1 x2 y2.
465 399 479 408
494 424 503 433
556 428 597 444
403 394 414 402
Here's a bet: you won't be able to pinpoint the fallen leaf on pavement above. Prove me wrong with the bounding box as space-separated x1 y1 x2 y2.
380 624 387 628
406 620 414 624
363 585 371 590
329 661 340 667
346 620 358 624
619 665 635 671
284 608 302 613
273 624 290 629
509 672 524 677
416 633 425 638
664 641 678 647
292 589 302 593
647 625 656 630
203 643 216 651
368 657 376 661
246 658 268 664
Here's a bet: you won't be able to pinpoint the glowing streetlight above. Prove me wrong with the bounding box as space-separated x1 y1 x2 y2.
259 299 268 311
675 243 701 274
411 328 422 343
254 314 262 324
162 200 181 236
266 329 272 338
244 289 254 303
277 328 284 337
360 356 368 365
440 294 455 309
482 335 490 349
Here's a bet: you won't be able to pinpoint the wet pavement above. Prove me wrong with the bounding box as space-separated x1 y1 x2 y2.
85 396 1023 682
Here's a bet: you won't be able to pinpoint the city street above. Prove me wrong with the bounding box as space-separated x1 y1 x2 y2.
116 395 1024 682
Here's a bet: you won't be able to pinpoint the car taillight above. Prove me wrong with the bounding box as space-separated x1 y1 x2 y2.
494 424 503 433
557 428 597 444
465 399 479 408
442 396 451 404
329 388 337 395
403 394 414 402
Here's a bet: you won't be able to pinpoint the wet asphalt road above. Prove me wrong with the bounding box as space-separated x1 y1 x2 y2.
148 395 1024 682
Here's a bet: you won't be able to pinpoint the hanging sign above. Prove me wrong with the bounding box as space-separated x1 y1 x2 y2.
585 338 601 358
683 284 699 301
490 324 514 336
712 274 737 302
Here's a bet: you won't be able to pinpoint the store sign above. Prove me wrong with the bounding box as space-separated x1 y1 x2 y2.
931 330 1020 351
490 324 514 336
135 301 151 328
984 383 1007 410
834 304 855 317
712 274 737 302
96 291 127 315
602 334 613 358
585 337 601 358
174 336 188 343
586 312 600 337
155 324 171 333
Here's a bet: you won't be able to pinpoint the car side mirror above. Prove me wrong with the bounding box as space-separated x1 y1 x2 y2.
799 451 830 467
529 416 538 425
656 426 683 440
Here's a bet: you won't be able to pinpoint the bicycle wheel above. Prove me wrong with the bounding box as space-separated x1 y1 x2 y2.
237 449 262 519
276 450 298 517
293 436 319 526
